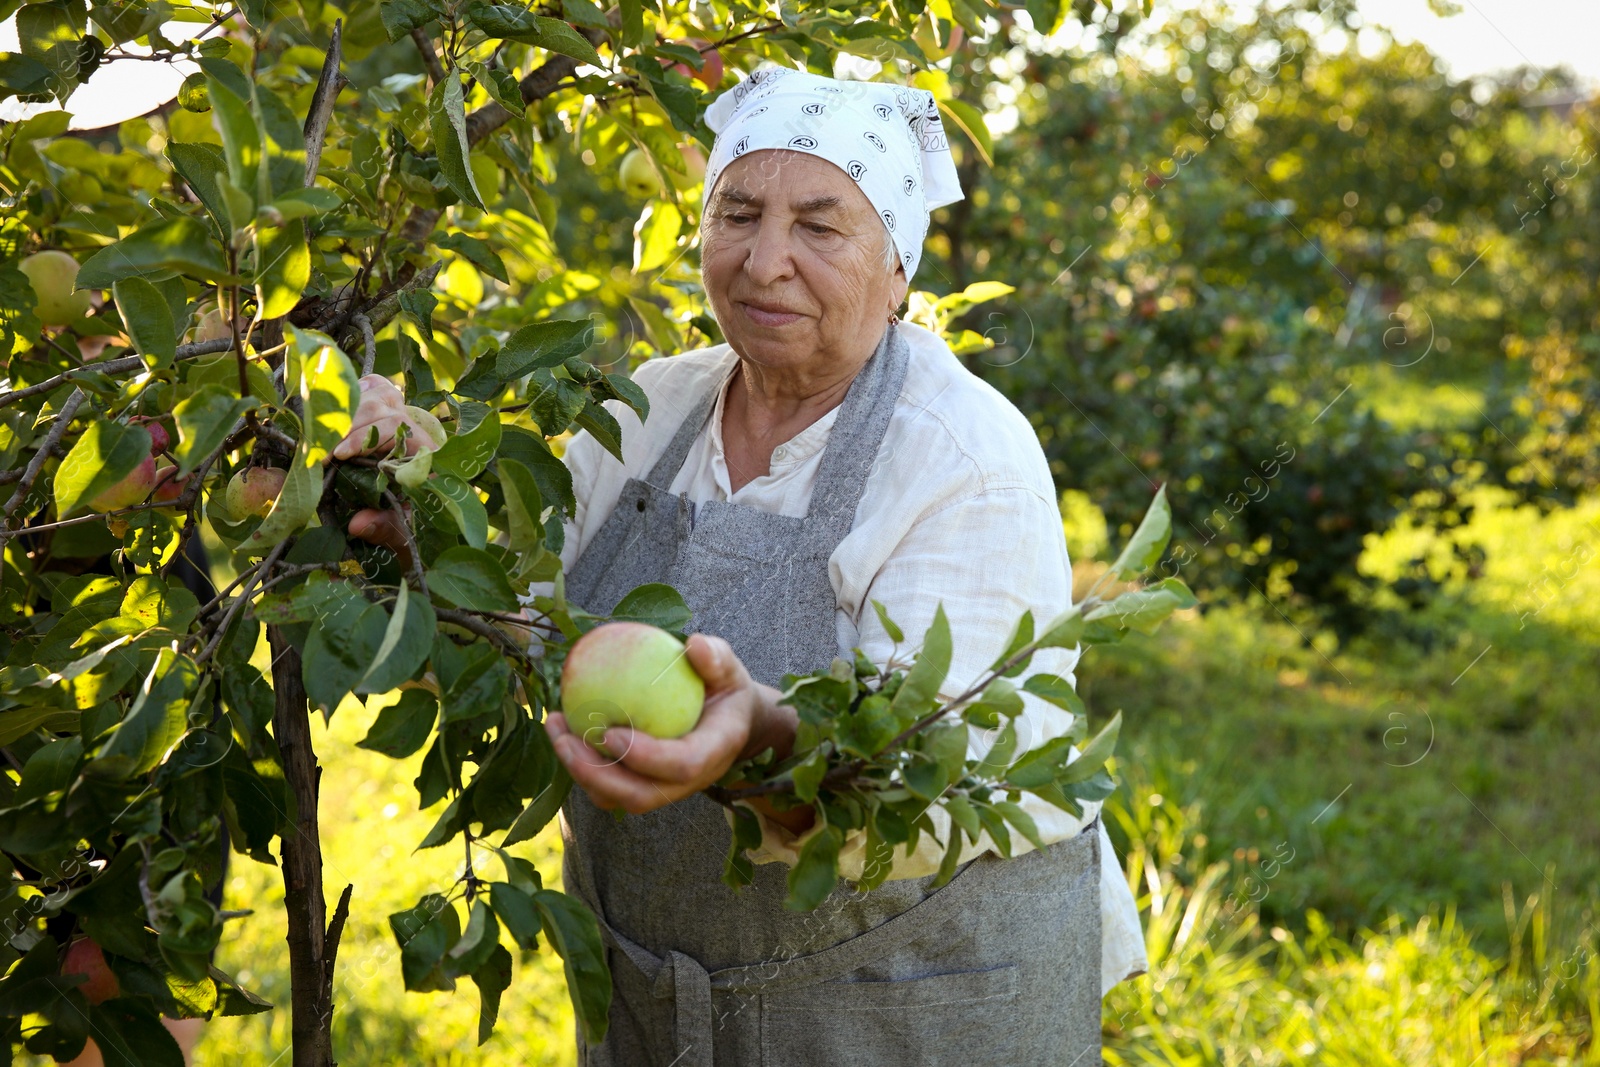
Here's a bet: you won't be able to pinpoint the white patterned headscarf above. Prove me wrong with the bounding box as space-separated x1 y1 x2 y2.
703 69 965 281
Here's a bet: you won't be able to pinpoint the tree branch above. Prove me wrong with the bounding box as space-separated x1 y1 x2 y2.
410 28 445 87
303 19 348 188
0 338 237 409
0 388 85 534
334 262 441 353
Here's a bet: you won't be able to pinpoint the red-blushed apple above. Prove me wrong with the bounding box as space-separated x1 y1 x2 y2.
671 144 707 190
153 460 189 504
62 938 120 1005
20 250 92 326
226 467 286 518
689 42 723 88
619 149 661 199
561 622 705 741
88 455 157 513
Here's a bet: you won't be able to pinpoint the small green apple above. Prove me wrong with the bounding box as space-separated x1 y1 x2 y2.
561 622 705 741
20 250 91 326
619 149 661 199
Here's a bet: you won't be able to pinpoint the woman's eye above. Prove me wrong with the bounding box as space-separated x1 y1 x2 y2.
805 223 833 236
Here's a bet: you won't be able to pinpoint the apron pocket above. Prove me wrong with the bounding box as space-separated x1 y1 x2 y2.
760 965 1020 1067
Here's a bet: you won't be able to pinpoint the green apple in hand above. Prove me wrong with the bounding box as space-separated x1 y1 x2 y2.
561 622 705 742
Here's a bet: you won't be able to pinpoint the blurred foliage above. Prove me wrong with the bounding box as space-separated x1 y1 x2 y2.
921 1 1598 633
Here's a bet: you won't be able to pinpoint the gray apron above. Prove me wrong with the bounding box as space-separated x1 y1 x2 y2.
562 325 1102 1067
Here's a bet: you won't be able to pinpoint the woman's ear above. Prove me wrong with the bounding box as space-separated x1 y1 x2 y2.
889 265 910 317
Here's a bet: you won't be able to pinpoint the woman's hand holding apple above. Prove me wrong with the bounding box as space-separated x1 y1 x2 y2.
546 633 805 827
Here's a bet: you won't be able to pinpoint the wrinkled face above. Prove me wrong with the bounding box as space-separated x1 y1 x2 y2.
701 151 909 376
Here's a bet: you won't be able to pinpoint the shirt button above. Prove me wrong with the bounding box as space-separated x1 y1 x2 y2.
773 446 787 460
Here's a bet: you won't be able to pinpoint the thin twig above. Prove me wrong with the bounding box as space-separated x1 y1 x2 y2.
196 538 290 666
303 20 348 187
411 28 446 86
435 607 535 664
0 339 237 409
352 313 376 375
1 388 85 533
334 263 442 353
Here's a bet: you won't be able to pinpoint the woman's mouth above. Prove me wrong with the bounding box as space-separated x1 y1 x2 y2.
740 302 803 327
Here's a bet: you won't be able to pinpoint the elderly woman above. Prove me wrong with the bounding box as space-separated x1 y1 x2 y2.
529 70 1147 1066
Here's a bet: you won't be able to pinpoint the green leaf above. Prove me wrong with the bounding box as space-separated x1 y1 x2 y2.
488 882 541 950
974 720 1018 779
85 1001 186 1067
166 142 229 234
467 60 526 116
498 458 545 557
931 819 964 888
632 200 682 273
428 545 518 611
254 220 309 319
608 583 691 630
785 822 842 911
496 318 595 380
1108 484 1172 580
380 0 442 40
93 647 197 779
303 602 388 712
357 689 439 758
989 609 1033 673
1035 606 1084 650
994 801 1046 852
871 600 903 644
0 52 53 101
285 325 359 464
112 276 177 367
889 605 951 717
573 400 624 463
1083 578 1196 637
533 890 612 1045
389 895 459 992
200 60 261 205
618 0 643 47
120 575 200 631
790 747 829 804
532 15 602 64
428 74 483 210
938 97 992 166
1022 673 1086 717
77 216 230 288
421 473 488 548
944 794 980 841
440 644 510 723
437 232 508 283
53 421 151 517
1059 711 1121 784
432 404 501 480
498 427 575 518
471 943 513 1045
15 1 81 103
359 583 437 694
173 385 252 476
501 764 571 847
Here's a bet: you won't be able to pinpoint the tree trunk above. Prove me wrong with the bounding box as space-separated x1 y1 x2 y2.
269 626 349 1067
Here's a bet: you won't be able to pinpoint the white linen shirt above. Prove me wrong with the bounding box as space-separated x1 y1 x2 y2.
550 321 1147 996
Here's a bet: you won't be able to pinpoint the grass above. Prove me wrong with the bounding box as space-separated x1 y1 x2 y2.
33 488 1595 1065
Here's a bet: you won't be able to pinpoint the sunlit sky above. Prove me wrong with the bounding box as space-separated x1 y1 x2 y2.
2 0 1595 130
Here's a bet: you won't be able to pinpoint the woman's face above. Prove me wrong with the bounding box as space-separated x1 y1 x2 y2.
701 151 909 378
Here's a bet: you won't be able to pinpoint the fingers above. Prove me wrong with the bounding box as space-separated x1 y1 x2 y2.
333 412 404 460
685 633 751 695
347 507 411 561
545 713 690 814
605 697 750 783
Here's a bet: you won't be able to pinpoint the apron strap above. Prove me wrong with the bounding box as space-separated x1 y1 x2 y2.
800 324 910 544
643 365 727 489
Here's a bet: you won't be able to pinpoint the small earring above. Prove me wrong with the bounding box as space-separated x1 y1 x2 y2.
887 312 898 324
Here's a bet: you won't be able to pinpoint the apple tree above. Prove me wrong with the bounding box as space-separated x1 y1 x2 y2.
0 0 1159 1062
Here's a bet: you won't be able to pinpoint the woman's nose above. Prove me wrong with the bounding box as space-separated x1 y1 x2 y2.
743 217 797 285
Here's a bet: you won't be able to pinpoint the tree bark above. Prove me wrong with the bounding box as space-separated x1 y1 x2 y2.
269 626 338 1067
